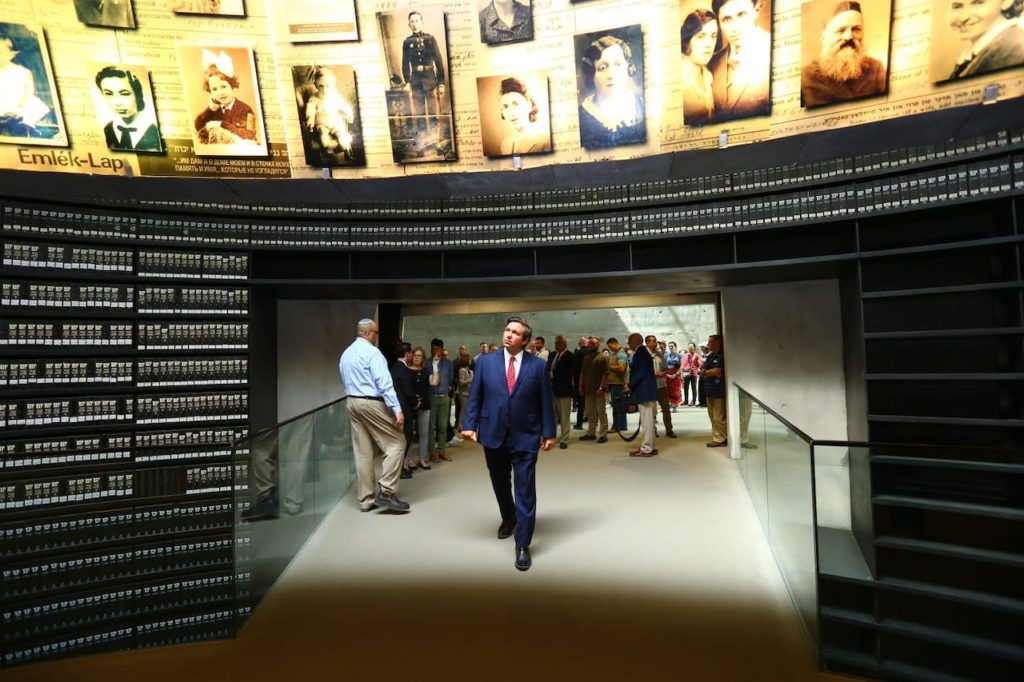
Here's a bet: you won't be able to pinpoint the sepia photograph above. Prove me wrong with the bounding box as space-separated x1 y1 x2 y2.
679 0 719 126
930 0 1024 82
88 63 164 153
377 7 457 163
703 0 773 122
800 0 891 108
574 24 647 149
177 45 268 157
478 0 533 46
75 0 136 28
0 22 68 147
169 0 245 15
477 72 551 157
292 64 365 166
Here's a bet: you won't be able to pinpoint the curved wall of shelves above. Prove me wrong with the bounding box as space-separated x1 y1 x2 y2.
2 99 1023 677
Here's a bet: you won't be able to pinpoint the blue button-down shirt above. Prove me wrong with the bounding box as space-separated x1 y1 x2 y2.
339 337 401 415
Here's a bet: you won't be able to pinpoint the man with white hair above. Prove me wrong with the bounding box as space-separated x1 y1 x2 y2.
339 318 409 512
801 0 887 107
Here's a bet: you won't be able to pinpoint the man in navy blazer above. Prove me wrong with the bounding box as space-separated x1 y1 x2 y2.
625 332 659 457
462 316 556 571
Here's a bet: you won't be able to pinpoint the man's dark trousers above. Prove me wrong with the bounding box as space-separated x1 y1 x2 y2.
484 439 538 549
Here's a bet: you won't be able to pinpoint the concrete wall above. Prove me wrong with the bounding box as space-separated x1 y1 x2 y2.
721 280 851 530
277 300 377 422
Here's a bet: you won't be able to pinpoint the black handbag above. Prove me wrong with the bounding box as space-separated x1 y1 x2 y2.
612 390 640 414
611 391 642 442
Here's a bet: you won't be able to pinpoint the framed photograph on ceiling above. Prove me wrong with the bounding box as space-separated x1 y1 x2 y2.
929 0 1024 82
573 24 647 149
0 22 69 147
800 0 891 108
477 72 551 157
177 45 268 157
88 63 164 153
291 64 365 166
376 7 457 163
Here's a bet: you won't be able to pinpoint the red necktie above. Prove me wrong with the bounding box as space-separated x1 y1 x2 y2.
507 355 516 394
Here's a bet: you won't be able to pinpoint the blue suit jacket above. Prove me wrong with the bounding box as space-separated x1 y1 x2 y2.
628 347 659 403
462 350 556 452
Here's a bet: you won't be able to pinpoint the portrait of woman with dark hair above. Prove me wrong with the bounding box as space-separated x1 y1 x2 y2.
680 9 719 125
574 26 647 149
497 77 550 155
476 71 550 157
93 65 162 152
939 0 1024 80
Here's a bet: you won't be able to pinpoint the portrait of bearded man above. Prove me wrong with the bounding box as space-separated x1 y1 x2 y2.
801 0 889 108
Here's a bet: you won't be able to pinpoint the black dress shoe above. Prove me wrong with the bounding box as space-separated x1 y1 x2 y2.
597 436 608 443
497 520 516 539
374 491 410 512
559 442 568 449
515 546 532 571
706 440 728 448
400 468 413 479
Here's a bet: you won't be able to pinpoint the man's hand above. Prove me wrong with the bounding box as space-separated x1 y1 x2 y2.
460 430 478 442
541 437 556 451
705 368 723 378
395 412 405 427
437 84 445 96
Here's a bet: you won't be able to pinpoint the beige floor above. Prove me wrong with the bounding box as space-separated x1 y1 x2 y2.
9 409 848 682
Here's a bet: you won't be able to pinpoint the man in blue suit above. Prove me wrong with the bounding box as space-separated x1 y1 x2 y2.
461 316 556 571
625 332 659 457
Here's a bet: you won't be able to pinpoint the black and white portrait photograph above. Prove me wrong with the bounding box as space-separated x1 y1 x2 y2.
0 22 68 147
930 0 1024 82
168 0 245 15
177 45 268 157
801 0 891 108
574 24 647 149
478 0 533 45
88 63 163 153
477 72 551 157
292 64 365 167
75 0 136 28
377 7 457 163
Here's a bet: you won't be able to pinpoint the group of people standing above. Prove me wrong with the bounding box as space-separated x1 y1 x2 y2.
337 317 731 572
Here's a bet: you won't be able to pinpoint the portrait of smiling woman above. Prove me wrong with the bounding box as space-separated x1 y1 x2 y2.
574 25 647 149
931 0 1024 81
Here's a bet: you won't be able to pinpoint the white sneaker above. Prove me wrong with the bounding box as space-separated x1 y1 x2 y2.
448 437 463 446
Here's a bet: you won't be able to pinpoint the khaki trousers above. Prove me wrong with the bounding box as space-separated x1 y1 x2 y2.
584 393 608 437
347 398 405 509
707 397 727 444
638 400 657 453
554 396 573 444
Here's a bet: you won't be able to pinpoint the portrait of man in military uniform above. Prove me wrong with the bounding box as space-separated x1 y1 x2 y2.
377 7 457 163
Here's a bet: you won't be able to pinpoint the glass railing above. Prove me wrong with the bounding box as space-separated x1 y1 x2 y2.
231 397 354 626
735 386 820 657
